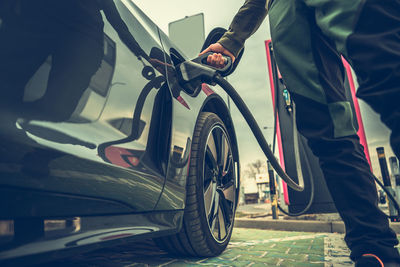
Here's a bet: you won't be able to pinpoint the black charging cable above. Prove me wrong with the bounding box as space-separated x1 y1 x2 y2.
213 75 304 191
176 55 305 191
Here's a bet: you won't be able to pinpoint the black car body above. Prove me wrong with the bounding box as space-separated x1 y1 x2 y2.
0 0 240 265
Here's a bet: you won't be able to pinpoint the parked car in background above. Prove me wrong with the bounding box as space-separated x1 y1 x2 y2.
0 0 240 264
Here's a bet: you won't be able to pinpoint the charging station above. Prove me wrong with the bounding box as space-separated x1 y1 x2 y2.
265 40 371 214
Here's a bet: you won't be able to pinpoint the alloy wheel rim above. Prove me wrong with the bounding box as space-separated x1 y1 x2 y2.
203 125 236 243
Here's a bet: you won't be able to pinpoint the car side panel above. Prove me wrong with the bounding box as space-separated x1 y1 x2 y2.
0 0 169 216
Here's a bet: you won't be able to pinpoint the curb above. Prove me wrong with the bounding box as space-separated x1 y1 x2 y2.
235 218 400 234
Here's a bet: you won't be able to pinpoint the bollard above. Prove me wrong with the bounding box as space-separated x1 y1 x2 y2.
267 160 278 219
376 147 398 221
389 157 400 212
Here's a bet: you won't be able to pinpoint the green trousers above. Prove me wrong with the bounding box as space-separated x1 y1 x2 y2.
269 0 400 262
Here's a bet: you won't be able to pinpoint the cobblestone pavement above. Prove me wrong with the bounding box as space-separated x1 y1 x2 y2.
38 228 360 267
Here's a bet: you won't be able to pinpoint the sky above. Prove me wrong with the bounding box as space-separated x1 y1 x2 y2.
133 0 397 180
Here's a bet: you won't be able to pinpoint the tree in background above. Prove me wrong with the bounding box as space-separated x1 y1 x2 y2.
251 159 264 175
243 159 267 180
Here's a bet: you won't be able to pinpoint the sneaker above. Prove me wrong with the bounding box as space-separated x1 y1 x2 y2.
355 254 400 267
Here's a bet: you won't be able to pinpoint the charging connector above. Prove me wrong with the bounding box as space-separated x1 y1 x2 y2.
176 52 233 87
176 60 218 86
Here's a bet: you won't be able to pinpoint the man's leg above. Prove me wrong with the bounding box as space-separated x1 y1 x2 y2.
305 0 400 160
269 0 399 262
347 0 400 160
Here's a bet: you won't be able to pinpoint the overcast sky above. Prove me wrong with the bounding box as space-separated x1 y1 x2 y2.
134 0 396 179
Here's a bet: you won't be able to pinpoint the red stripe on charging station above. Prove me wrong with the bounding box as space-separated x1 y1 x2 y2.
342 58 372 169
265 40 290 205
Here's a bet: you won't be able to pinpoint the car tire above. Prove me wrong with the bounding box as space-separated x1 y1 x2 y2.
155 112 238 257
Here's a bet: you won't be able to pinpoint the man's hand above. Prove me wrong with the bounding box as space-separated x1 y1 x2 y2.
199 43 235 69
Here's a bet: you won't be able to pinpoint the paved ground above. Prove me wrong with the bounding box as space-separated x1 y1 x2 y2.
30 203 396 266
40 228 354 267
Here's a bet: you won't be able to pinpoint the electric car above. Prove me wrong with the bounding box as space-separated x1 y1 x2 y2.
0 0 240 264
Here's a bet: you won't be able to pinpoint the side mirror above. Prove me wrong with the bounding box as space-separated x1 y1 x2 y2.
201 27 244 77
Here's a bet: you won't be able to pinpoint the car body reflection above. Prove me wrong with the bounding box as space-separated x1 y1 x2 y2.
0 0 239 264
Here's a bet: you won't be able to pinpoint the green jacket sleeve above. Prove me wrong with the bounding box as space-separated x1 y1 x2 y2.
218 0 269 57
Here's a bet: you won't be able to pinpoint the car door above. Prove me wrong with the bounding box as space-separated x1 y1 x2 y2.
0 0 170 215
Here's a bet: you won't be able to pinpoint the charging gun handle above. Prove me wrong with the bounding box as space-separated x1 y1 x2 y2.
192 52 233 76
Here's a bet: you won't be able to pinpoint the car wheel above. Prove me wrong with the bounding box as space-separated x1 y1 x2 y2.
155 112 238 257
